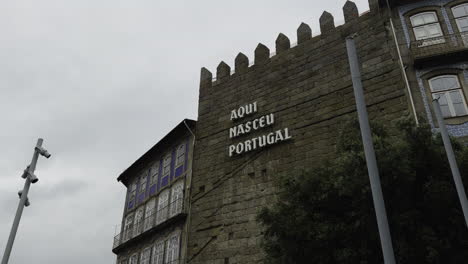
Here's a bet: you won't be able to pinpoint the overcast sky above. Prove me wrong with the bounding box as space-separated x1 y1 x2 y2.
0 1 370 263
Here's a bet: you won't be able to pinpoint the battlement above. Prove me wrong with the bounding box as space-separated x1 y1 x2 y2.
200 0 377 90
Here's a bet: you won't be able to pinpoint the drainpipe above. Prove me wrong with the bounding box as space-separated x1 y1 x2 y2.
386 0 419 126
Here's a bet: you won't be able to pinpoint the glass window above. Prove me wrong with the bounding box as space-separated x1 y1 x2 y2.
140 247 151 264
410 12 444 46
129 254 138 264
140 173 147 194
429 75 468 117
149 161 159 186
156 190 170 225
144 198 156 231
134 207 144 236
129 182 137 201
163 154 171 177
165 232 180 264
453 3 468 32
151 240 165 264
169 181 184 218
176 144 185 166
124 213 134 241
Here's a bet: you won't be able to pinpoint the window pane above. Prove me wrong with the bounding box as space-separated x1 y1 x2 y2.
414 27 429 40
456 17 468 32
411 12 437 26
453 102 468 116
426 24 443 37
453 4 468 18
430 75 459 92
450 91 468 116
442 76 460 89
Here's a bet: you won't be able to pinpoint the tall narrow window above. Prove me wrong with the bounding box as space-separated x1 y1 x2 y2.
429 75 468 117
165 232 180 264
129 254 138 264
144 198 156 231
410 12 444 46
453 3 468 46
129 182 137 201
140 247 151 264
123 213 134 241
134 207 144 236
156 190 169 225
175 144 185 167
163 154 171 177
453 3 468 32
151 240 165 264
140 173 147 195
149 161 159 186
169 181 184 218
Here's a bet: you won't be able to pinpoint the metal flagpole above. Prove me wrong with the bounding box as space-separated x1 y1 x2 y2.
432 99 468 227
1 138 51 264
346 35 397 264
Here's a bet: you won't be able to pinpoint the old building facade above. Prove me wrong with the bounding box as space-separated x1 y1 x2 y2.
112 119 196 264
112 0 468 263
186 0 467 263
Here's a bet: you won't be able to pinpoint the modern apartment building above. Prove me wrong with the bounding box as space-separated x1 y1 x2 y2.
112 119 196 264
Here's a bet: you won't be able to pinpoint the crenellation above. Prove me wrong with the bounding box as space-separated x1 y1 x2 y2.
235 53 249 74
275 33 291 54
319 11 335 34
200 67 212 87
217 61 231 81
343 1 359 23
254 43 270 65
297 22 312 44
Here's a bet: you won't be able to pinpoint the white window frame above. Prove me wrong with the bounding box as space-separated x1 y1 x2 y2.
453 3 468 46
144 198 156 231
169 181 184 218
175 144 185 167
140 247 151 264
156 189 170 225
162 154 171 178
429 75 468 117
134 206 144 236
123 213 134 241
151 240 165 264
149 161 159 186
410 12 445 46
165 232 181 264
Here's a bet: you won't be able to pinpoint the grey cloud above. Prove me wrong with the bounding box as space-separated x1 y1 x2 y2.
0 1 370 263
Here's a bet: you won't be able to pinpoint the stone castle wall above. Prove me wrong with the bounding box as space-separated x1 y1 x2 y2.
187 2 409 263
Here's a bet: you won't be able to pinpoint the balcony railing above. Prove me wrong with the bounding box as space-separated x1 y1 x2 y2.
409 31 468 63
113 197 184 250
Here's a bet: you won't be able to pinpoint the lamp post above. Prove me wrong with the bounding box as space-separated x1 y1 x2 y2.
432 99 468 227
1 138 51 264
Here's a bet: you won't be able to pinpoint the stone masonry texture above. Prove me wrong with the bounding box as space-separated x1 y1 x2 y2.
187 6 410 264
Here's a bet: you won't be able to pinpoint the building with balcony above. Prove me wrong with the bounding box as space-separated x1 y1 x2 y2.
112 119 196 264
112 0 468 263
390 0 468 140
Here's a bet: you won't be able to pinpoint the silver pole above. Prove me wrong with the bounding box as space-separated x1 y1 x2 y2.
346 36 396 264
1 138 50 264
432 99 468 227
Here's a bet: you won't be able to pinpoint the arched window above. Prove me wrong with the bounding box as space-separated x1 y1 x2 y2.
429 75 468 117
453 3 468 32
410 12 444 46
